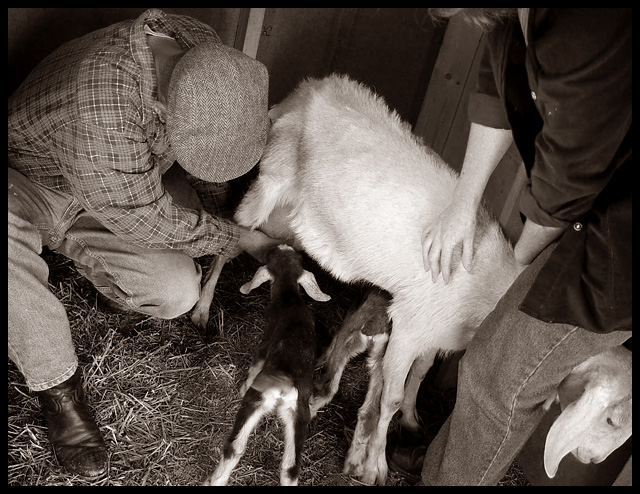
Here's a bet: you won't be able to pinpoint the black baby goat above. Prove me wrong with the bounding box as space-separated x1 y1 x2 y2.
203 244 331 486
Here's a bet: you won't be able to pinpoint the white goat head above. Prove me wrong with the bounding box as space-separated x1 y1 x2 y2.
544 345 632 478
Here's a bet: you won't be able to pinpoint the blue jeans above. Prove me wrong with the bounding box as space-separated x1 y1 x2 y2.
421 244 631 485
8 167 201 391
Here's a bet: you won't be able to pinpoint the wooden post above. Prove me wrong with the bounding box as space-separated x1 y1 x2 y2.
234 8 266 59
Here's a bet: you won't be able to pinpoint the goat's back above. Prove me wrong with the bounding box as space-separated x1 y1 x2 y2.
239 75 517 352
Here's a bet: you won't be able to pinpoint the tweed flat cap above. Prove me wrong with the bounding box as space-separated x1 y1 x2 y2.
167 42 269 182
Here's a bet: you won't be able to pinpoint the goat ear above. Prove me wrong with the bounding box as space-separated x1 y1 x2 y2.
240 265 273 294
543 384 606 478
298 270 331 302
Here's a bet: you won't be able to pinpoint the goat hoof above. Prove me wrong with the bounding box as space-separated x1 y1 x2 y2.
376 461 389 486
355 466 386 486
190 311 218 343
360 472 378 486
190 310 208 331
343 460 364 478
203 474 227 486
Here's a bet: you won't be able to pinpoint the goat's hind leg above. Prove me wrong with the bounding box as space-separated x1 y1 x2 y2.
234 165 296 231
278 389 311 486
203 388 274 486
360 332 424 485
343 331 388 478
399 349 437 434
311 287 391 417
190 255 228 336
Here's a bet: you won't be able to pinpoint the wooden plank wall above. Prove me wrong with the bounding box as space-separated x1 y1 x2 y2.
255 8 444 125
413 16 484 170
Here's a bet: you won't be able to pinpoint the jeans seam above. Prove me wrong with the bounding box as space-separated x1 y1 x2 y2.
479 325 581 484
24 361 78 392
53 196 82 243
62 231 136 309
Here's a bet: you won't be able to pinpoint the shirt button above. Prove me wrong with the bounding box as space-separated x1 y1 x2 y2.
531 91 537 101
573 222 583 231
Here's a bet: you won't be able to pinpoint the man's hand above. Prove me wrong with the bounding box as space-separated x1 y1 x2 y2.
236 227 283 264
422 123 513 284
422 200 477 284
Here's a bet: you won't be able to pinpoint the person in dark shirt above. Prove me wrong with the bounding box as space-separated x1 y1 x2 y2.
389 8 631 485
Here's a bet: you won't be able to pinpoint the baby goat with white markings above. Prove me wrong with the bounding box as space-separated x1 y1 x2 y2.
203 244 330 486
234 74 519 484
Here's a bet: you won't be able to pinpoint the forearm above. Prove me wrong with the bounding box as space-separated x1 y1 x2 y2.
513 218 565 267
237 226 283 264
454 122 513 206
90 198 242 259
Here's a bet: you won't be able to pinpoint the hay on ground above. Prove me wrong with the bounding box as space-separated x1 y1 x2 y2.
7 249 528 486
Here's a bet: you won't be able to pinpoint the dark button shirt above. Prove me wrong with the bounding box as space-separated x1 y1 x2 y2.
468 8 631 333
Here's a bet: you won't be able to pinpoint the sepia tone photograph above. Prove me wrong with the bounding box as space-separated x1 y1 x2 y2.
8 8 631 486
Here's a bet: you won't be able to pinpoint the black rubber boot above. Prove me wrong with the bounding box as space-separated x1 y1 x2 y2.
36 368 108 479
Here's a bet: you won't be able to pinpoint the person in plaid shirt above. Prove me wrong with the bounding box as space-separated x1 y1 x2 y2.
8 9 280 478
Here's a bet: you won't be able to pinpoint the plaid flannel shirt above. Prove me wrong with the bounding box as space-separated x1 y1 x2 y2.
8 9 244 259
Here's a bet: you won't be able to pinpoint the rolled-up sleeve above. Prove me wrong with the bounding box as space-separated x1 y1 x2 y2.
468 46 510 130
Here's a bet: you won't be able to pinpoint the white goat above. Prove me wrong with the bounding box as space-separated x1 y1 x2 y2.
543 345 632 478
233 74 518 485
203 244 331 486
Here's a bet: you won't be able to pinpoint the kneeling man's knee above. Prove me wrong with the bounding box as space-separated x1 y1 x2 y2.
139 257 201 319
